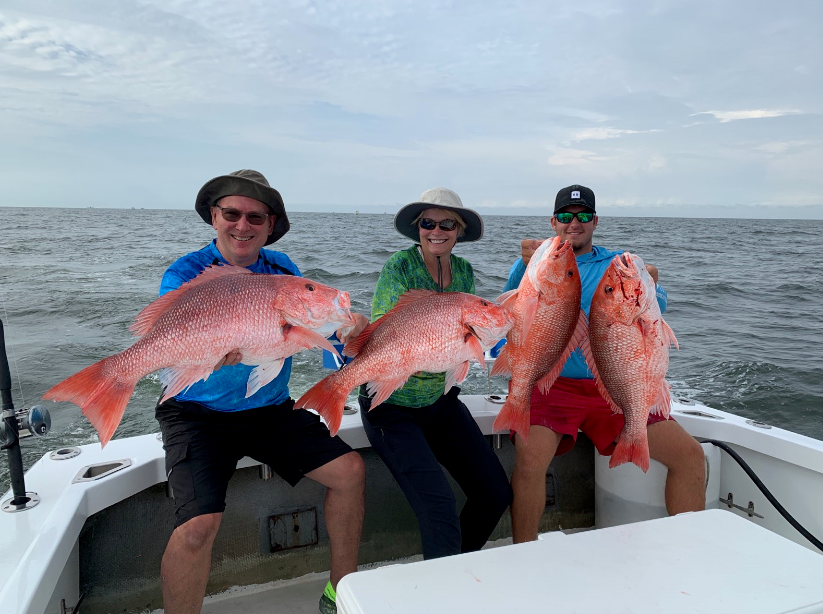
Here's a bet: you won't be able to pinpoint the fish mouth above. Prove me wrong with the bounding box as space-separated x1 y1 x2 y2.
527 236 575 289
554 238 573 257
610 253 644 306
296 293 355 331
614 252 639 276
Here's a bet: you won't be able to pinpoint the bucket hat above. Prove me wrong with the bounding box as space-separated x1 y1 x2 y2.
195 169 290 245
394 188 484 243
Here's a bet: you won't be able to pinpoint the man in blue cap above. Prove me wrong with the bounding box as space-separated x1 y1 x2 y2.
502 184 706 543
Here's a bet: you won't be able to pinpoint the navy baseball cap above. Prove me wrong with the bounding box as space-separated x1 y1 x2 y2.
554 184 595 213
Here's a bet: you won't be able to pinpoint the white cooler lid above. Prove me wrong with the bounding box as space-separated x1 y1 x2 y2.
337 509 823 614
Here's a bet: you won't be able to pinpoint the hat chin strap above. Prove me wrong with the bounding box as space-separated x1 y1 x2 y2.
436 256 443 293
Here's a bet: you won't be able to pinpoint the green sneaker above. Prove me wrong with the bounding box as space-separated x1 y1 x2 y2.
318 592 337 614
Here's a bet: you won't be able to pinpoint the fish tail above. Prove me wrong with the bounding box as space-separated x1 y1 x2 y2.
609 432 650 473
492 394 531 442
294 375 349 437
43 357 136 448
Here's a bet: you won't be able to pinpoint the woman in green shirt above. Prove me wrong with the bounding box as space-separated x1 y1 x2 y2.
359 188 512 560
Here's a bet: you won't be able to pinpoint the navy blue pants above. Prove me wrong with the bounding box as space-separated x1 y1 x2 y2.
360 387 512 560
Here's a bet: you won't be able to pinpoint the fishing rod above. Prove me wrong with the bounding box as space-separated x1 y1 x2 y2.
0 319 51 512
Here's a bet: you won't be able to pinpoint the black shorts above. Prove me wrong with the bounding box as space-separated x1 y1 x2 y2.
156 397 354 528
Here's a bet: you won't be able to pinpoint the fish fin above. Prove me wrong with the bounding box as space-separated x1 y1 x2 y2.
246 359 286 397
130 265 251 337
649 380 673 418
579 334 623 415
661 319 679 350
535 364 564 397
159 365 216 403
610 431 651 473
495 288 519 310
571 309 589 348
343 319 382 357
489 342 512 377
393 289 438 310
284 325 339 356
445 361 471 394
464 333 486 365
492 394 530 441
520 295 539 340
294 374 350 436
536 310 589 395
43 357 136 448
366 377 409 409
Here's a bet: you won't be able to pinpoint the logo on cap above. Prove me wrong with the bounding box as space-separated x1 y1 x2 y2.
571 190 580 199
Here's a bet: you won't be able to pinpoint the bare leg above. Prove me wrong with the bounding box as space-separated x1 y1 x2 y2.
160 512 223 614
307 451 365 588
648 420 706 515
510 426 564 543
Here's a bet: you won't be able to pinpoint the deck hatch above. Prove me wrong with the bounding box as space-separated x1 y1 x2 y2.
268 507 318 552
72 458 132 483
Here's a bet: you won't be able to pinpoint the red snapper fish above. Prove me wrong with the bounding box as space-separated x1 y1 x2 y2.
582 252 678 472
295 289 514 436
43 265 357 447
490 236 587 440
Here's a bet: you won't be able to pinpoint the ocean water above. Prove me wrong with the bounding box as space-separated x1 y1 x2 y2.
1 207 822 490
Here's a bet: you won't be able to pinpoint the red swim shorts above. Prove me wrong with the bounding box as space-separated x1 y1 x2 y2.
525 376 673 456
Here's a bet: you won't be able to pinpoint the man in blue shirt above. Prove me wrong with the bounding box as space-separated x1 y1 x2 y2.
504 185 705 543
156 170 364 614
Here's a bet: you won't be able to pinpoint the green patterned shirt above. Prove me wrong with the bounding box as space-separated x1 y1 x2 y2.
370 245 476 407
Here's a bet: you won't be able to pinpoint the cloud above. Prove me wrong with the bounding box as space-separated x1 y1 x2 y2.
702 109 800 123
0 0 821 216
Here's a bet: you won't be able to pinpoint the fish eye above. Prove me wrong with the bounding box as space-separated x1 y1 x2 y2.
305 283 315 291
604 286 613 294
567 270 574 277
481 300 489 306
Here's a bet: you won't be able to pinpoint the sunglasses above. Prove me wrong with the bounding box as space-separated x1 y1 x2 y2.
213 205 271 226
419 218 458 231
555 211 595 224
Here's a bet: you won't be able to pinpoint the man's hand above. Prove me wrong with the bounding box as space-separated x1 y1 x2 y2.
521 239 546 266
214 350 243 371
337 312 369 345
645 264 659 284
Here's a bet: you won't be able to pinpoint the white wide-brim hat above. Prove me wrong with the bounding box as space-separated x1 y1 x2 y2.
393 187 484 243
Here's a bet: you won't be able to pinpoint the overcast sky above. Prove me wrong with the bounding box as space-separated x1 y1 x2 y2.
2 0 822 217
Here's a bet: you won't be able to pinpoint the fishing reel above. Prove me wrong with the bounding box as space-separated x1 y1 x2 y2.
0 405 51 447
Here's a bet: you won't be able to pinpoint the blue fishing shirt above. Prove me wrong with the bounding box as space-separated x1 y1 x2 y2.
501 245 668 380
158 240 301 411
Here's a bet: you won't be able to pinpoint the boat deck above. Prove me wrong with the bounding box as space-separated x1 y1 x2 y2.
155 511 823 614
3 397 823 614
156 539 515 614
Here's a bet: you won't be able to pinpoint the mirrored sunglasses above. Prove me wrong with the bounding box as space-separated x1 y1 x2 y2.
419 218 458 231
555 211 594 224
214 205 271 226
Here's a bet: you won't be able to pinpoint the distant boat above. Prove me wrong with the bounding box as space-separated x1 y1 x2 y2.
355 211 359 215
